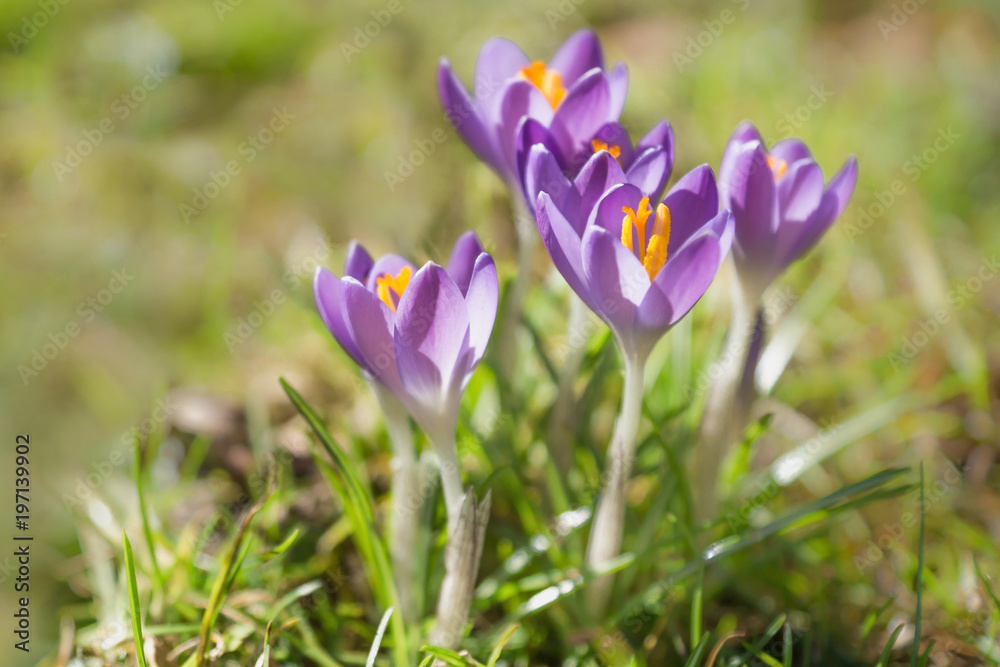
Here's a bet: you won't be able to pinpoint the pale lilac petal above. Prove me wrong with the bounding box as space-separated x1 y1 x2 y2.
606 62 628 119
474 37 529 106
625 147 670 202
343 240 374 282
574 151 628 229
776 160 825 224
446 231 485 296
340 277 403 393
536 192 593 309
464 253 499 366
525 143 577 218
660 164 721 252
636 228 726 342
776 190 839 267
549 29 604 86
438 58 500 171
636 120 674 158
725 143 777 264
497 80 555 176
582 226 648 343
515 118 566 202
393 263 470 405
579 121 633 173
770 138 813 168
826 155 858 219
589 182 644 238
550 70 610 161
719 121 764 204
314 268 366 370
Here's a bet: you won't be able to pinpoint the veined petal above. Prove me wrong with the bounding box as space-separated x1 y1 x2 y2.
549 28 604 86
826 155 858 220
776 159 825 224
550 69 611 161
314 268 367 371
393 263 470 407
340 277 404 393
725 143 777 264
636 119 675 158
497 79 555 176
582 225 649 345
516 118 567 206
770 138 814 168
464 253 499 367
474 37 529 106
525 143 577 218
660 164 721 252
589 182 644 237
536 192 595 309
582 121 634 173
626 147 671 202
446 231 485 296
438 58 500 171
606 62 628 120
343 240 374 282
719 121 764 203
574 150 628 228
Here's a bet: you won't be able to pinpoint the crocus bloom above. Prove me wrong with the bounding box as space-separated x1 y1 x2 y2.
530 144 733 361
718 121 858 299
438 29 628 191
313 232 499 443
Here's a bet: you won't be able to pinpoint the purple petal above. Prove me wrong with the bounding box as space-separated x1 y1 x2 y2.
626 147 670 202
446 231 485 296
589 182 644 238
464 253 499 366
606 62 628 120
515 117 566 203
438 58 500 171
549 29 604 86
826 155 858 219
525 143 577 217
770 138 814 168
343 240 374 282
550 70 611 161
393 263 470 406
366 254 416 294
582 226 648 344
474 38 529 106
577 121 633 173
636 226 726 343
536 192 594 309
719 121 764 204
497 80 555 177
660 164 721 252
314 268 367 370
340 277 403 393
574 150 628 229
776 190 840 267
636 120 675 158
776 159 825 224
724 143 777 264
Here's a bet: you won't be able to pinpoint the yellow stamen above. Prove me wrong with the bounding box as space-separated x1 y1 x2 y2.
766 154 788 181
376 266 411 312
591 139 622 160
621 197 653 262
642 204 671 280
519 60 567 109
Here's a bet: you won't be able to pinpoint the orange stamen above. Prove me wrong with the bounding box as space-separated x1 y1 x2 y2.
376 266 412 312
621 197 654 263
642 204 671 280
519 60 567 109
591 139 622 161
766 154 788 181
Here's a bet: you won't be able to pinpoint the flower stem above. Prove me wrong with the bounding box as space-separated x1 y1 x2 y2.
585 353 645 615
694 274 759 523
428 429 465 534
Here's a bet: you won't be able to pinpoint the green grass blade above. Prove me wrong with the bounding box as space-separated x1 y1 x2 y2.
690 564 703 650
366 606 394 667
133 432 164 588
741 642 783 667
682 632 710 667
485 624 519 667
254 620 274 667
876 623 905 666
783 623 793 667
122 532 150 667
911 464 925 667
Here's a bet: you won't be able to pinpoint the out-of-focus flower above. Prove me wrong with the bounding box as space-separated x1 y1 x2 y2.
718 121 858 298
531 144 733 361
438 29 628 191
313 232 498 440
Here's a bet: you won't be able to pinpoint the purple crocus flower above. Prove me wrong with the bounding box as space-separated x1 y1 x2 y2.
313 232 498 441
438 29 628 192
529 144 733 361
718 121 858 298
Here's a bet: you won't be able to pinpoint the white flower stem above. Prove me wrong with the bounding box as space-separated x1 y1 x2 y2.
694 274 759 523
429 429 465 534
585 353 645 615
373 386 420 622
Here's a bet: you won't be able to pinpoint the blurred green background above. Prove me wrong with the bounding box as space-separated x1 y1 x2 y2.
1 0 999 664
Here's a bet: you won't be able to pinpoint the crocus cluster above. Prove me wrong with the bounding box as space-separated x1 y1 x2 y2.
313 27 857 653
